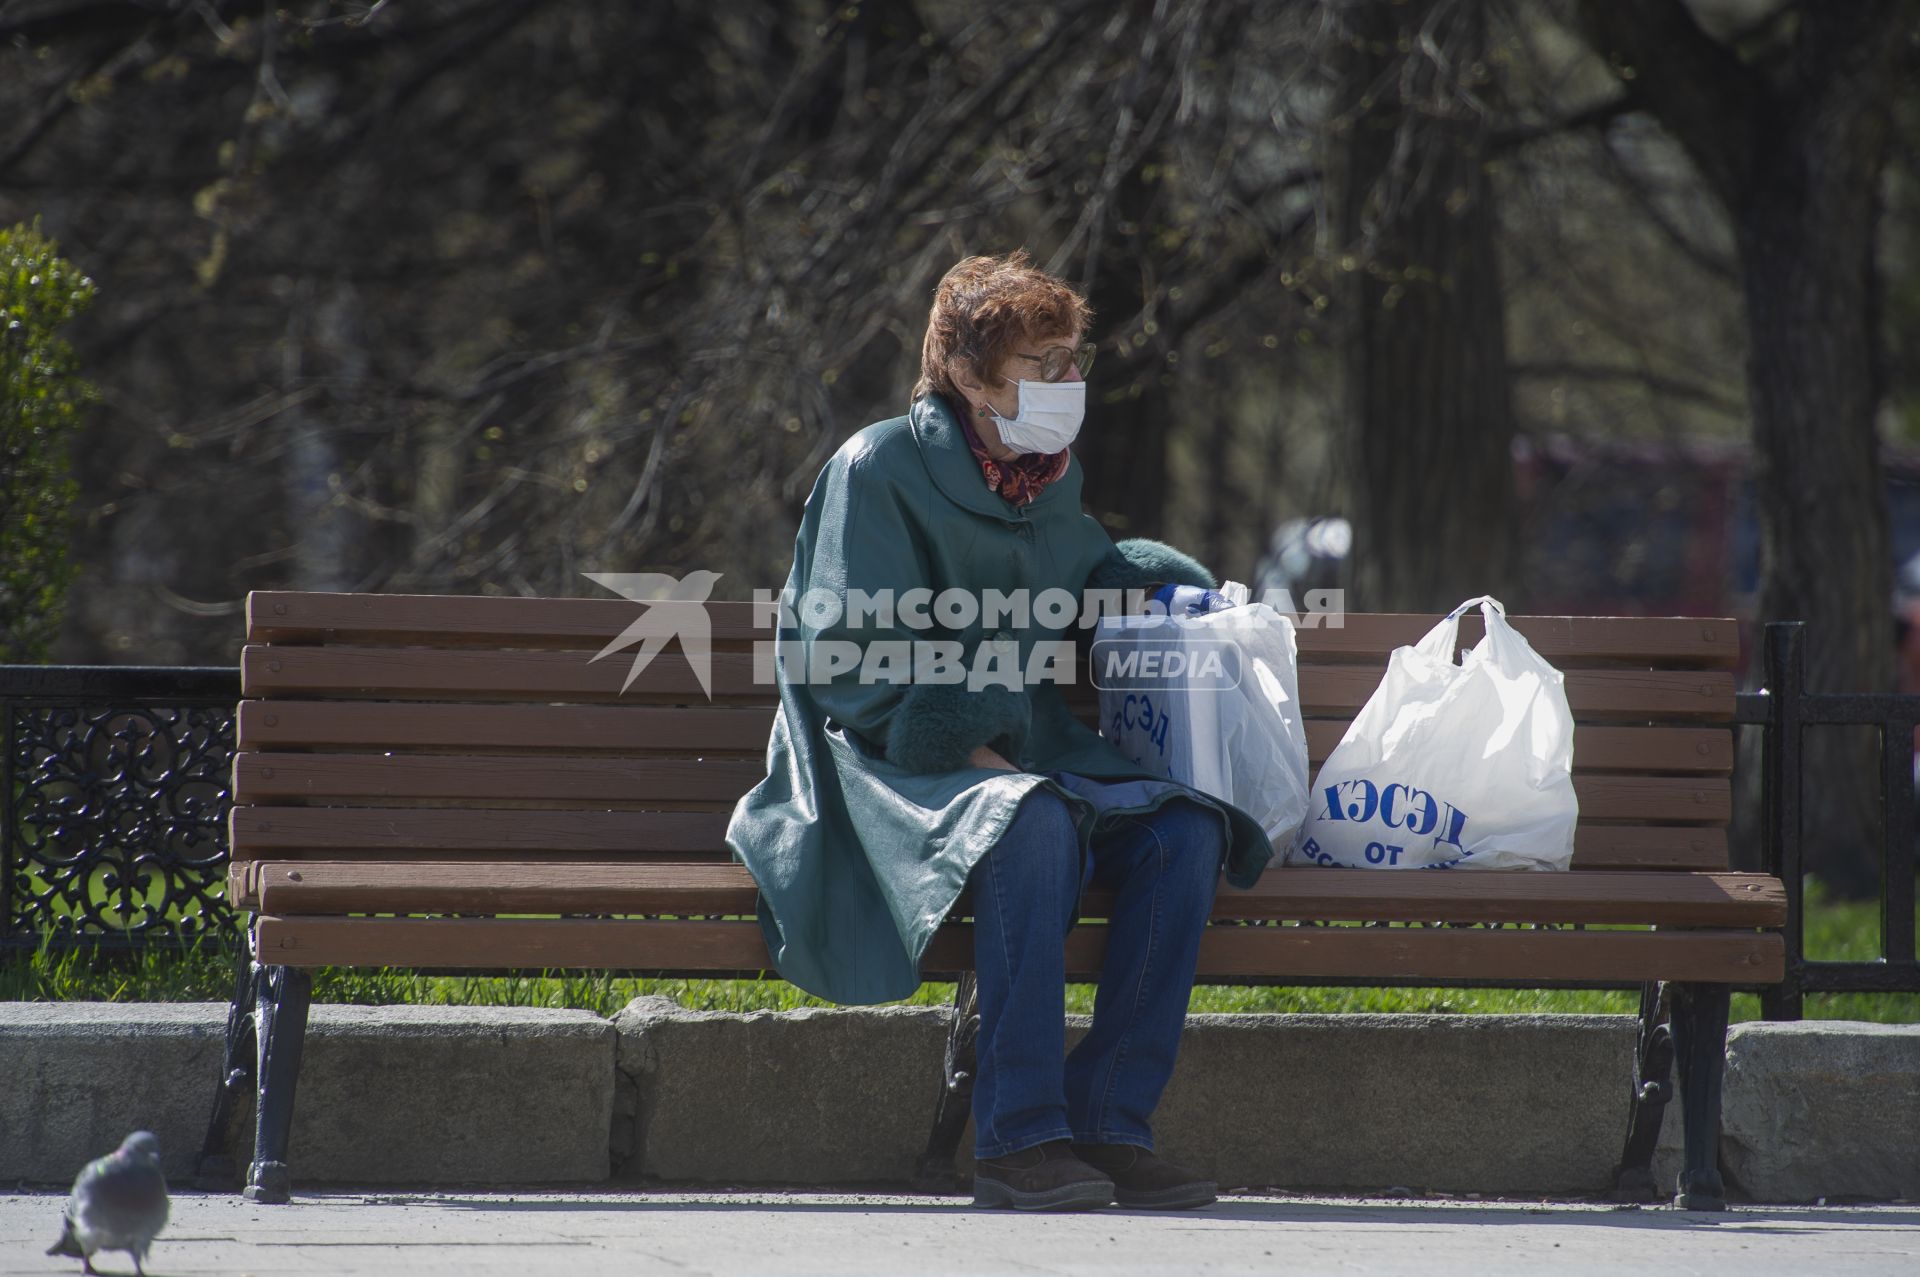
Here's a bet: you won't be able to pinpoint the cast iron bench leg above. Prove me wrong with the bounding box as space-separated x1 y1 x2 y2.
244 964 313 1204
1611 982 1674 1202
915 971 980 1192
194 942 259 1189
1760 983 1803 1021
1669 981 1731 1210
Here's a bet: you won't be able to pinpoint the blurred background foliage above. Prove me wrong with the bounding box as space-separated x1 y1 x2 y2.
3 0 1919 891
0 222 93 662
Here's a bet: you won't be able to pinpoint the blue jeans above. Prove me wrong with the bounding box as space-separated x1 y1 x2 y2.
967 774 1227 1159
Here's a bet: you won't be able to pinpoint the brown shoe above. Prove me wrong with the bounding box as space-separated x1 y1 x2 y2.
1070 1142 1217 1210
973 1139 1116 1211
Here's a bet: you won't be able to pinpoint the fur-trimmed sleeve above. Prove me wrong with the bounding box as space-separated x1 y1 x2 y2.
1084 537 1218 593
884 681 1029 775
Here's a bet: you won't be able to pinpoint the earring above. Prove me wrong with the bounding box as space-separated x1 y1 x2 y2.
977 404 989 417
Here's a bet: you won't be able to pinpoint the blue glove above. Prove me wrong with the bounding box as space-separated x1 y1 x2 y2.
1150 583 1233 616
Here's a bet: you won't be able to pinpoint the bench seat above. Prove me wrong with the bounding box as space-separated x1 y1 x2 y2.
252 913 1781 985
243 860 1786 982
242 860 1785 928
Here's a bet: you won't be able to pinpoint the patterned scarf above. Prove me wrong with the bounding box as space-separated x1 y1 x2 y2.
956 404 1071 507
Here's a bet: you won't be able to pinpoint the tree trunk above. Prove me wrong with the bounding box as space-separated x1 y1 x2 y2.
1077 379 1172 541
283 281 366 593
1736 80 1898 896
1574 0 1912 895
1336 0 1518 613
1201 390 1236 576
1079 167 1174 543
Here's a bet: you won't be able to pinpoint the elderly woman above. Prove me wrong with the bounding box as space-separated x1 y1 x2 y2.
727 252 1272 1212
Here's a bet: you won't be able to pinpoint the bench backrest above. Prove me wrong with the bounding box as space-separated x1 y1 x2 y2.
228 592 1738 908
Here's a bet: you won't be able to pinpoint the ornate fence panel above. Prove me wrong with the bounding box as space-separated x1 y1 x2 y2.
2 665 241 953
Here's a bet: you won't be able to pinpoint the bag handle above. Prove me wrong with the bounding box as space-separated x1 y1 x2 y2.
1444 594 1506 622
1415 595 1509 667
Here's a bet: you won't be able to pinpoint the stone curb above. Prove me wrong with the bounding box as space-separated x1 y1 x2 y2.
606 1003 1642 1192
0 1003 614 1187
1721 1021 1920 1202
3 1002 1914 1202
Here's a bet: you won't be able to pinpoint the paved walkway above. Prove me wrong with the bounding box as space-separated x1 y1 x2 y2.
6 1189 1920 1275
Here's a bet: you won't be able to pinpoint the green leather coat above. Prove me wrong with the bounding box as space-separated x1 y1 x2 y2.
724 393 1274 1004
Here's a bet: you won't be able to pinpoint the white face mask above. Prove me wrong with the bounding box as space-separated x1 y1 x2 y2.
988 378 1085 454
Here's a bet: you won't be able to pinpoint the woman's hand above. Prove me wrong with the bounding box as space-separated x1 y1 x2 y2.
969 744 1018 771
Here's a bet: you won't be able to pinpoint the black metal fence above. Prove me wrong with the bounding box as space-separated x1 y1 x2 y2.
2 628 1917 1011
1 665 241 953
1746 622 1920 1018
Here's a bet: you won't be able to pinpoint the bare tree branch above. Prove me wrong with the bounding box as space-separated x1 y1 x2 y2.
1592 130 1739 284
1570 0 1766 204
1511 360 1744 416
1488 91 1631 152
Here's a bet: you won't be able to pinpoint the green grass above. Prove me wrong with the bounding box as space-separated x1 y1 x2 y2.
5 879 1914 1022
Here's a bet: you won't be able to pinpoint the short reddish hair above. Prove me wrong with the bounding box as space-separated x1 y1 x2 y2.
914 250 1094 400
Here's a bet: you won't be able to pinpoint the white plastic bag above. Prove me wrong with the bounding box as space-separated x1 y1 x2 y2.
1096 581 1310 855
1292 595 1578 871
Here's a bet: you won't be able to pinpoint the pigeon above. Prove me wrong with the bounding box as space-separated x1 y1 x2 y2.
46 1130 169 1276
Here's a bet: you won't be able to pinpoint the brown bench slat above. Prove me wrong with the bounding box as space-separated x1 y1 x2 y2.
230 806 733 856
228 863 254 909
246 592 1740 668
236 700 776 754
242 643 759 703
250 860 1786 927
1290 613 1739 667
1297 666 1733 720
226 807 1729 874
254 914 1784 983
247 591 769 648
1575 776 1731 823
1303 723 1733 774
235 700 1733 775
1066 671 1735 721
1174 926 1782 983
230 750 1727 821
1570 825 1726 870
233 752 765 806
243 644 1736 720
225 839 1731 911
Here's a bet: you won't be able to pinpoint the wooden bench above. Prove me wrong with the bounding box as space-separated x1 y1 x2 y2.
204 590 1785 1208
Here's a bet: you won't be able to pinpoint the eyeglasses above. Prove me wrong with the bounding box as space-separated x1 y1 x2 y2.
1010 340 1098 383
